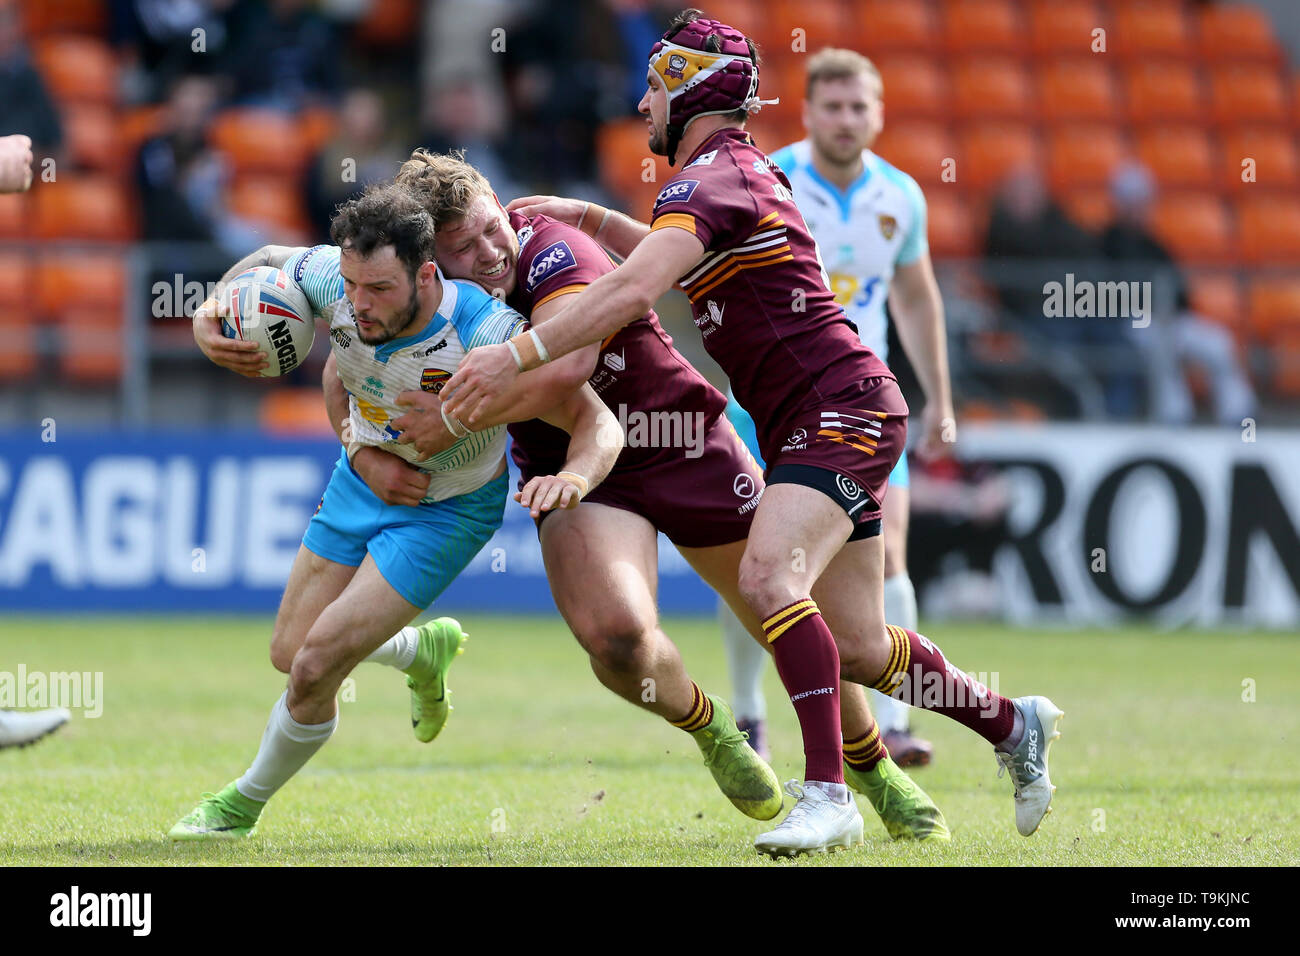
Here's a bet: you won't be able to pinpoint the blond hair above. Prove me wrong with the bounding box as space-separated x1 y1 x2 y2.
804 48 881 100
395 148 494 229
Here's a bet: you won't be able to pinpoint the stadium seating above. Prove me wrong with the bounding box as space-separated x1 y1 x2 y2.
32 176 135 241
959 122 1044 190
1197 3 1284 64
1237 193 1300 264
33 35 117 106
1027 0 1106 58
925 189 978 257
63 103 127 175
858 0 940 54
0 192 27 240
1045 124 1128 191
1058 188 1113 233
774 0 847 52
1149 193 1235 264
950 57 1035 120
1247 276 1300 342
873 121 957 186
1124 61 1203 124
1209 64 1289 126
940 0 1022 55
37 252 127 383
1188 272 1245 331
1037 59 1121 121
874 55 951 120
260 389 336 437
227 176 311 240
1111 1 1194 59
209 109 311 175
19 0 106 36
1136 126 1215 190
0 252 37 379
1220 128 1300 192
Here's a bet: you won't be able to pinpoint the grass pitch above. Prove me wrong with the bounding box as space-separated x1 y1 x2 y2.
2 614 1296 866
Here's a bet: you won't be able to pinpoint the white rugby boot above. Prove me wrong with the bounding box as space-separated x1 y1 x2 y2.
754 780 864 858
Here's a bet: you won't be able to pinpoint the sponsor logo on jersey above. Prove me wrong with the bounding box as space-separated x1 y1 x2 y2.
516 224 534 248
788 427 807 446
331 328 351 349
361 375 384 398
753 159 770 175
835 473 862 501
705 299 725 326
772 182 794 202
525 241 576 292
878 214 897 240
415 338 448 356
603 350 625 372
665 53 688 79
733 473 756 498
293 244 326 282
687 150 717 168
421 368 452 394
655 179 700 207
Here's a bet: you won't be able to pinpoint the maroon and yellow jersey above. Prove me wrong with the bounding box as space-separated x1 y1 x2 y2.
649 127 897 463
505 211 727 477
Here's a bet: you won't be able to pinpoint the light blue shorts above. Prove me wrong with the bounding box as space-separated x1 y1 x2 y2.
302 450 508 609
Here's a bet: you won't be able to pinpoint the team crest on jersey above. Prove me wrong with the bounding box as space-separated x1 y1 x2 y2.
655 179 700 207
665 53 688 79
421 368 452 394
603 350 625 372
516 224 534 248
525 241 576 293
878 214 898 240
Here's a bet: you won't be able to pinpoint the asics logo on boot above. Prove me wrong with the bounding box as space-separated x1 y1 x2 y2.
1027 728 1039 763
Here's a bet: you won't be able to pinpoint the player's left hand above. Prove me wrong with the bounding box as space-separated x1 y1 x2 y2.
0 134 34 193
391 390 459 458
514 474 583 518
916 401 956 459
443 343 518 427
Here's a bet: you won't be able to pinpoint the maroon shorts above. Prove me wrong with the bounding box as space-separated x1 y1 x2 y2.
524 415 765 548
762 378 909 540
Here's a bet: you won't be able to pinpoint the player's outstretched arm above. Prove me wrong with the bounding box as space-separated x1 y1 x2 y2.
191 244 305 376
515 383 623 517
391 294 600 457
445 226 704 426
323 353 428 506
506 196 650 260
889 252 955 458
0 134 34 193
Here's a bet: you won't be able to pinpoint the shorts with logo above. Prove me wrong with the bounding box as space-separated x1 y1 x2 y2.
303 449 508 608
762 377 909 541
526 414 765 548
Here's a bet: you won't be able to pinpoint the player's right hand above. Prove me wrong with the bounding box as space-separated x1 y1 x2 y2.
352 446 428 507
192 295 269 377
0 134 34 193
505 195 587 229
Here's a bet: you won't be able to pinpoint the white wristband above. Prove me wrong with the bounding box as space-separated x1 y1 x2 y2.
441 404 468 438
594 206 612 239
529 328 551 364
506 338 525 371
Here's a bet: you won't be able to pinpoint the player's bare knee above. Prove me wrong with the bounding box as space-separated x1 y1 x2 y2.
289 634 343 697
587 626 653 675
836 632 889 683
737 555 801 617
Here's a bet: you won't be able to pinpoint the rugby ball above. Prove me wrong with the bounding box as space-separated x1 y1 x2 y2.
221 266 315 377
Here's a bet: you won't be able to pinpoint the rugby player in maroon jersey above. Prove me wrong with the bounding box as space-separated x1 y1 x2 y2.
447 9 1063 855
375 149 946 844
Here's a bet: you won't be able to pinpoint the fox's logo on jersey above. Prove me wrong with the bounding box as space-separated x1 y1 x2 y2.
525 241 576 292
655 179 700 208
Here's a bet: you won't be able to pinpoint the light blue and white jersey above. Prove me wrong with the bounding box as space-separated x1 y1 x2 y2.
770 141 928 362
285 244 527 503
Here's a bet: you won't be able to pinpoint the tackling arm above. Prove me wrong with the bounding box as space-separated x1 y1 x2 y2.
506 195 650 260
515 383 623 516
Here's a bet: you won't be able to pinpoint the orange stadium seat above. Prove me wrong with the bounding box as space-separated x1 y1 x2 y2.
1209 64 1289 126
1149 193 1234 264
1038 59 1119 122
227 176 310 239
1220 127 1300 192
33 36 117 106
1270 333 1300 398
0 251 37 377
960 123 1044 190
260 389 335 437
873 121 957 186
209 109 310 175
355 0 418 47
1057 187 1113 232
940 0 1022 54
773 0 850 52
1247 277 1300 341
299 107 340 153
857 0 940 55
1045 124 1128 191
1197 4 1283 64
0 192 27 239
56 308 124 383
924 189 978 257
32 176 134 241
20 0 107 36
1135 126 1216 190
63 103 127 175
874 56 950 120
1237 193 1300 264
36 252 126 316
1027 0 1106 58
1111 1 1194 59
119 105 167 157
1187 272 1244 332
950 58 1035 121
1123 61 1202 124
596 119 670 213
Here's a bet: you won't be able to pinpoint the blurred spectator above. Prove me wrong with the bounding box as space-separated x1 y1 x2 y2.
0 2 63 158
1101 162 1256 426
416 78 522 203
109 0 235 104
983 166 1138 418
306 88 406 240
223 0 342 111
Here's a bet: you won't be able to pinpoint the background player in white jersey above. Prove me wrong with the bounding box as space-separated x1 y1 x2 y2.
719 48 956 767
170 184 620 839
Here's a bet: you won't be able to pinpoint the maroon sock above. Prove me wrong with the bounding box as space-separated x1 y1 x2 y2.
871 625 1015 746
763 599 843 783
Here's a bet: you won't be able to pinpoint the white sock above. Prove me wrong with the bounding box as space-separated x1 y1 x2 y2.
806 780 850 805
718 598 768 721
235 692 337 803
871 573 919 734
363 625 420 671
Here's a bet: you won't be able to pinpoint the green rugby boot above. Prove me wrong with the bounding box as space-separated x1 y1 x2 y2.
405 617 466 743
168 781 263 841
692 695 783 821
845 755 951 842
